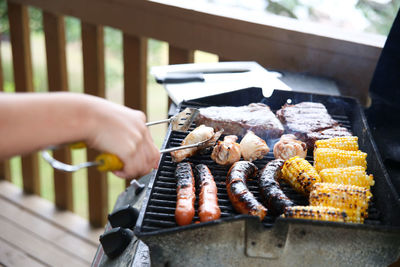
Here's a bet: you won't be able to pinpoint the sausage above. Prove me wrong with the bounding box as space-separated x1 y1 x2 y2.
194 164 221 222
175 162 196 226
226 161 267 220
258 159 294 215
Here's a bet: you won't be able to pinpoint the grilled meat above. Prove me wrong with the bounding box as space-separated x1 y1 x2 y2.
194 164 221 222
171 124 215 163
306 126 352 149
211 135 241 166
196 103 284 139
226 161 267 220
258 159 294 215
175 163 196 226
239 131 269 162
276 102 351 149
273 134 307 160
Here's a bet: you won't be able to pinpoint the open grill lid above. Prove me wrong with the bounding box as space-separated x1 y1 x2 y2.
135 87 400 238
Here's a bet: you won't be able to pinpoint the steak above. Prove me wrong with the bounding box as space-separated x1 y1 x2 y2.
276 102 351 148
195 103 284 139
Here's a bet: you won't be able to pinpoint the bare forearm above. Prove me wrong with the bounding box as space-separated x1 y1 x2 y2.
0 92 160 179
0 92 95 159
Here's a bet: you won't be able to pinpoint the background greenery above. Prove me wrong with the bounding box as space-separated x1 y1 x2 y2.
0 0 398 219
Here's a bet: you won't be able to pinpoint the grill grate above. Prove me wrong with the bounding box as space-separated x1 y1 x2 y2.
140 103 381 233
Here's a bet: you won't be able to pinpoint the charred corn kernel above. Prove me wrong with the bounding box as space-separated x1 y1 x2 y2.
320 166 374 188
314 148 367 173
309 183 372 223
315 136 359 151
281 156 321 195
283 206 346 222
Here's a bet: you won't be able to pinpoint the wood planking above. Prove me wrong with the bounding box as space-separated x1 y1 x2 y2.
0 238 46 267
0 180 103 245
0 197 96 264
81 22 108 227
7 1 40 194
0 40 11 182
8 0 384 104
42 11 73 211
0 217 88 267
123 34 148 186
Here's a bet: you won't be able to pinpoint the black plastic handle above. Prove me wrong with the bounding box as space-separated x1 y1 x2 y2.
108 204 139 229
99 227 133 259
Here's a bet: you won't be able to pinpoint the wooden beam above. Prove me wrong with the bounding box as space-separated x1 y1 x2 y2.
8 0 385 104
123 34 147 113
168 45 194 65
81 22 108 227
167 45 194 108
0 40 11 182
7 1 40 194
43 12 73 211
123 34 148 186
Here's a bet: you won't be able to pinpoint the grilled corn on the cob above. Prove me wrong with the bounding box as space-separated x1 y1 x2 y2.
281 156 321 195
309 183 372 223
314 148 367 172
283 206 346 222
315 136 359 151
320 166 374 188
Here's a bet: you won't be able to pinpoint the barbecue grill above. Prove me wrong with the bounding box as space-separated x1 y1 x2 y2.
125 87 400 266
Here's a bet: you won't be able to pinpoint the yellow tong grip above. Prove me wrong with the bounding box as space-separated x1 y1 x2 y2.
95 153 124 172
69 142 124 172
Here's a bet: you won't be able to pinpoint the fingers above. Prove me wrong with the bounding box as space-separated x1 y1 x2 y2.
114 128 160 179
85 99 160 179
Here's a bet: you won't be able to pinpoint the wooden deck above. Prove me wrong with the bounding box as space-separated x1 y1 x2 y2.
0 181 103 266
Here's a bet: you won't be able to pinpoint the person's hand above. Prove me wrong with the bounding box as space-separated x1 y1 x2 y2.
86 96 160 179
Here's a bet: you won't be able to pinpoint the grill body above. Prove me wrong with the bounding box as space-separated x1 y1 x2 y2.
135 88 400 266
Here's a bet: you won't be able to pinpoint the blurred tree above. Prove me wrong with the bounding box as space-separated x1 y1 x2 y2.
357 0 400 35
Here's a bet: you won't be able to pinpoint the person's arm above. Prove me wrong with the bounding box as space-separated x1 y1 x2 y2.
0 92 160 179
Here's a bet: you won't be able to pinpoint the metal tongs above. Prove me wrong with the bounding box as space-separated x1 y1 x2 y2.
41 108 223 173
147 107 199 132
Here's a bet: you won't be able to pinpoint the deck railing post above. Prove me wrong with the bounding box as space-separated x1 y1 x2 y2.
7 1 40 194
122 34 148 187
43 11 73 211
0 40 11 182
168 45 194 107
81 22 108 227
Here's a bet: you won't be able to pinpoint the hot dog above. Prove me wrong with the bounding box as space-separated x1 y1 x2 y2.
226 161 267 220
194 164 221 222
258 159 294 215
175 162 196 226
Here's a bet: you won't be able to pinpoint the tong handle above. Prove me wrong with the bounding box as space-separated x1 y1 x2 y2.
145 118 171 127
96 153 124 172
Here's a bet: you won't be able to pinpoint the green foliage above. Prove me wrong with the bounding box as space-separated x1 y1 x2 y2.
357 0 400 35
0 0 8 34
65 17 81 42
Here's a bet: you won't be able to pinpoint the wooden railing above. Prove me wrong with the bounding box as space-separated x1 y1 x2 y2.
1 0 386 227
